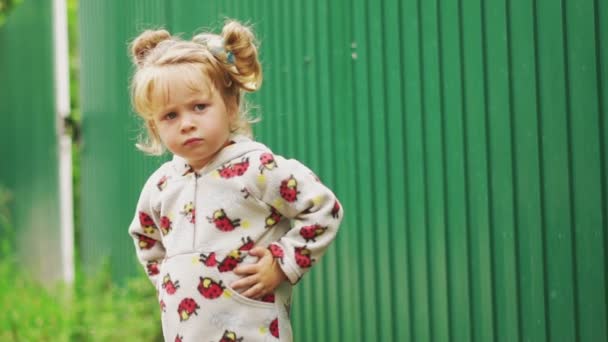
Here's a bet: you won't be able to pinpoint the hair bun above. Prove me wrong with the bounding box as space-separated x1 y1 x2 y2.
131 29 171 66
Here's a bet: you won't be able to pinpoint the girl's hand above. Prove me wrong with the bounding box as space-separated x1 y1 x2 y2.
231 246 287 299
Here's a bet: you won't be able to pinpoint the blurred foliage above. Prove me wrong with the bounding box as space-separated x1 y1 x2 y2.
1 2 163 340
0 185 163 341
0 0 22 27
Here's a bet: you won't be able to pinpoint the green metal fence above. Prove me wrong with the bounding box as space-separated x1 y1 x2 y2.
0 0 64 282
79 0 608 341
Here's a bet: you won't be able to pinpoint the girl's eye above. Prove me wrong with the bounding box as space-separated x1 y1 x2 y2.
164 112 177 120
194 104 207 111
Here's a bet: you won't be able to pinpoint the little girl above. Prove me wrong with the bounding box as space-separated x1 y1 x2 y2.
127 20 343 342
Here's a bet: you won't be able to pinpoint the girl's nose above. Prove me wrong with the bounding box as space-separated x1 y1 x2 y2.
180 114 196 132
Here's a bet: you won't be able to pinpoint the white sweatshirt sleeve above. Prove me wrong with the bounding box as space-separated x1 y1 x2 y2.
128 176 166 287
250 152 344 284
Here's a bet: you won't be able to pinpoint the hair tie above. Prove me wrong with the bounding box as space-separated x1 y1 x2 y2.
197 36 235 65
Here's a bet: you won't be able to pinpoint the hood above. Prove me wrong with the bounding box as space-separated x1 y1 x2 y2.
170 134 271 176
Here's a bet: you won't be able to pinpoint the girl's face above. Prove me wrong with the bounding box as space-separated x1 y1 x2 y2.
150 72 234 170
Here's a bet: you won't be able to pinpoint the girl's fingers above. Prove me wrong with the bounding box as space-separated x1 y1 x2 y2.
230 274 258 290
240 282 265 299
233 263 258 275
247 246 268 258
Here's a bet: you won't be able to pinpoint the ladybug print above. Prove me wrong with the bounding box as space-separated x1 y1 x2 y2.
198 277 225 299
295 246 314 268
231 157 250 176
139 211 157 234
159 299 166 312
238 236 254 251
160 216 173 235
218 157 250 179
207 209 241 232
157 175 169 191
219 330 243 342
331 200 341 218
162 274 180 295
261 293 275 303
269 317 279 338
181 202 195 224
268 244 285 263
175 335 183 342
299 224 327 242
259 153 278 173
279 175 300 202
240 187 251 199
199 252 218 267
136 233 156 250
218 250 244 272
146 260 160 276
177 297 200 321
265 207 283 229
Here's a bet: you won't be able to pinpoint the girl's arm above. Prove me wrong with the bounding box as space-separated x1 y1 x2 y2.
128 179 166 287
249 152 344 284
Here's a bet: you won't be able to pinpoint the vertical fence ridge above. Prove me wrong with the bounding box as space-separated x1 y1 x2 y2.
437 0 454 339
561 2 581 341
505 0 525 340
457 0 476 339
596 0 608 331
533 0 552 337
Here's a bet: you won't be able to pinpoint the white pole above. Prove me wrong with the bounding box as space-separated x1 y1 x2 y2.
53 0 74 284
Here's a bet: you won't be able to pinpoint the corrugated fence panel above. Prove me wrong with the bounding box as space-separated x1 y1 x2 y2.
0 0 63 282
79 0 170 280
79 0 607 341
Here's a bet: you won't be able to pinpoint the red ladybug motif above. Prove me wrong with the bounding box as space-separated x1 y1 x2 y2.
218 165 236 178
199 252 217 267
269 317 280 338
174 335 183 342
207 209 241 232
139 211 156 227
231 157 250 176
160 216 172 235
198 277 225 299
146 261 159 276
279 175 300 202
156 175 169 191
238 237 254 251
261 293 275 303
218 251 243 272
331 200 341 218
137 234 156 250
295 246 314 268
159 299 166 312
177 298 199 321
259 153 277 173
265 207 283 229
299 224 327 242
219 330 243 342
268 244 284 263
218 158 250 178
162 274 180 295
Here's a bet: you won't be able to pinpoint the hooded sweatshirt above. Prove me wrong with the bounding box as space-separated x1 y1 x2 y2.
128 135 343 342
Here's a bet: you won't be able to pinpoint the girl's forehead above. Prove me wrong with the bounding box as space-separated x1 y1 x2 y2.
149 66 215 110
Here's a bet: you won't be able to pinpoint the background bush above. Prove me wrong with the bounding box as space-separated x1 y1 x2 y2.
0 186 163 342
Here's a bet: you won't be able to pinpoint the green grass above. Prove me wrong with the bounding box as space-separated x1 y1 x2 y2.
0 187 163 342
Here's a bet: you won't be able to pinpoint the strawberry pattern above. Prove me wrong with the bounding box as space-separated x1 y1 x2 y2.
128 135 343 341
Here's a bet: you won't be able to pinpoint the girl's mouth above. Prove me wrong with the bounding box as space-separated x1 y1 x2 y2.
184 138 203 146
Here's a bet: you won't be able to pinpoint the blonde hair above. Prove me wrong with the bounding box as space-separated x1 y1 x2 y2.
129 20 263 155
